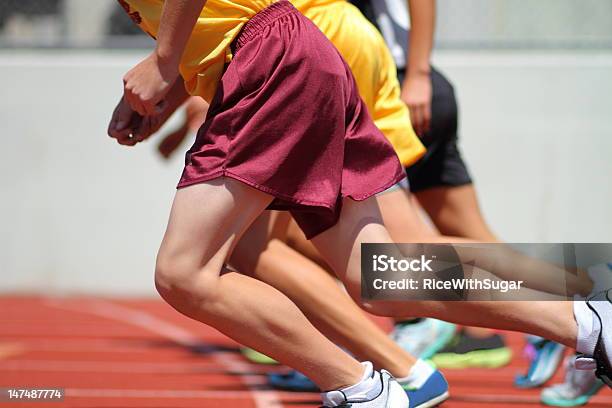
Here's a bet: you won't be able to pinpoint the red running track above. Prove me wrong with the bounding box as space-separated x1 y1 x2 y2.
0 296 610 408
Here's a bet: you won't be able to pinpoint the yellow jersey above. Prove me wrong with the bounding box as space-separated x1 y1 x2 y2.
120 0 424 166
294 0 425 166
119 0 274 103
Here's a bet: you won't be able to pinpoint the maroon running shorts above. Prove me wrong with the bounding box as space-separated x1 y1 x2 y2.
178 0 405 239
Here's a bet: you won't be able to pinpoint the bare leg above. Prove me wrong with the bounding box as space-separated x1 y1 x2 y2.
286 189 591 297
390 190 592 296
414 184 587 336
414 184 498 242
155 178 362 390
310 196 579 348
231 219 416 377
286 216 330 269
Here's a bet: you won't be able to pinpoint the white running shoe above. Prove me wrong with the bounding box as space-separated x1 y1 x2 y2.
574 289 612 388
321 368 408 407
541 357 603 406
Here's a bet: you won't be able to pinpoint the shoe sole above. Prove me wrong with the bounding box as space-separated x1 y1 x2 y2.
541 395 594 407
412 391 450 408
541 381 604 407
432 348 512 369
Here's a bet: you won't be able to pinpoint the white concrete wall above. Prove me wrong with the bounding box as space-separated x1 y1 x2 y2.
436 0 612 47
1 50 611 295
435 51 612 242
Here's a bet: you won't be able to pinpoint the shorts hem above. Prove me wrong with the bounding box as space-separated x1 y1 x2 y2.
347 171 407 201
177 170 335 210
177 169 406 240
302 171 406 240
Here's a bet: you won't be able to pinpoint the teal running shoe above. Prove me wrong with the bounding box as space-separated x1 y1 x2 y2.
541 357 604 406
515 336 566 388
390 319 456 359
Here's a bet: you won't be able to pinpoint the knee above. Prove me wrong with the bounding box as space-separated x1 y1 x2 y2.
343 280 434 318
154 252 221 314
343 283 398 317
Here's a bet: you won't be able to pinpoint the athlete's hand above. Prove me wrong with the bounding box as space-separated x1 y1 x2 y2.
108 96 141 146
108 96 167 146
133 114 166 143
401 72 432 137
123 52 179 116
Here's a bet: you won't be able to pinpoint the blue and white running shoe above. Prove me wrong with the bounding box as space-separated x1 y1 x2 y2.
515 336 566 388
269 368 450 407
390 319 456 360
399 369 449 408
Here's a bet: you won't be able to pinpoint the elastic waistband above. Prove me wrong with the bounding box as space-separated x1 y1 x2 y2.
232 0 297 53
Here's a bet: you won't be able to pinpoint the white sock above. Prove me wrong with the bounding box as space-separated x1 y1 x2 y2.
321 361 381 406
574 300 600 356
395 359 435 389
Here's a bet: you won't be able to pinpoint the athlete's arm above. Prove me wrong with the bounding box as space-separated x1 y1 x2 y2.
122 0 207 116
403 0 435 136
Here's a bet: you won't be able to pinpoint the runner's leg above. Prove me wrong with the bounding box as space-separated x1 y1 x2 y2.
155 178 363 390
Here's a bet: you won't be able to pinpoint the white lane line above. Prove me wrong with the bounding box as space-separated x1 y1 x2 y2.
0 359 273 374
45 298 284 408
0 359 225 373
0 338 159 353
0 342 24 359
66 388 256 399
64 388 318 401
213 351 281 407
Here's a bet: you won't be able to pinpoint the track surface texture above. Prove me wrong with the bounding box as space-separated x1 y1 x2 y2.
1 296 610 407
